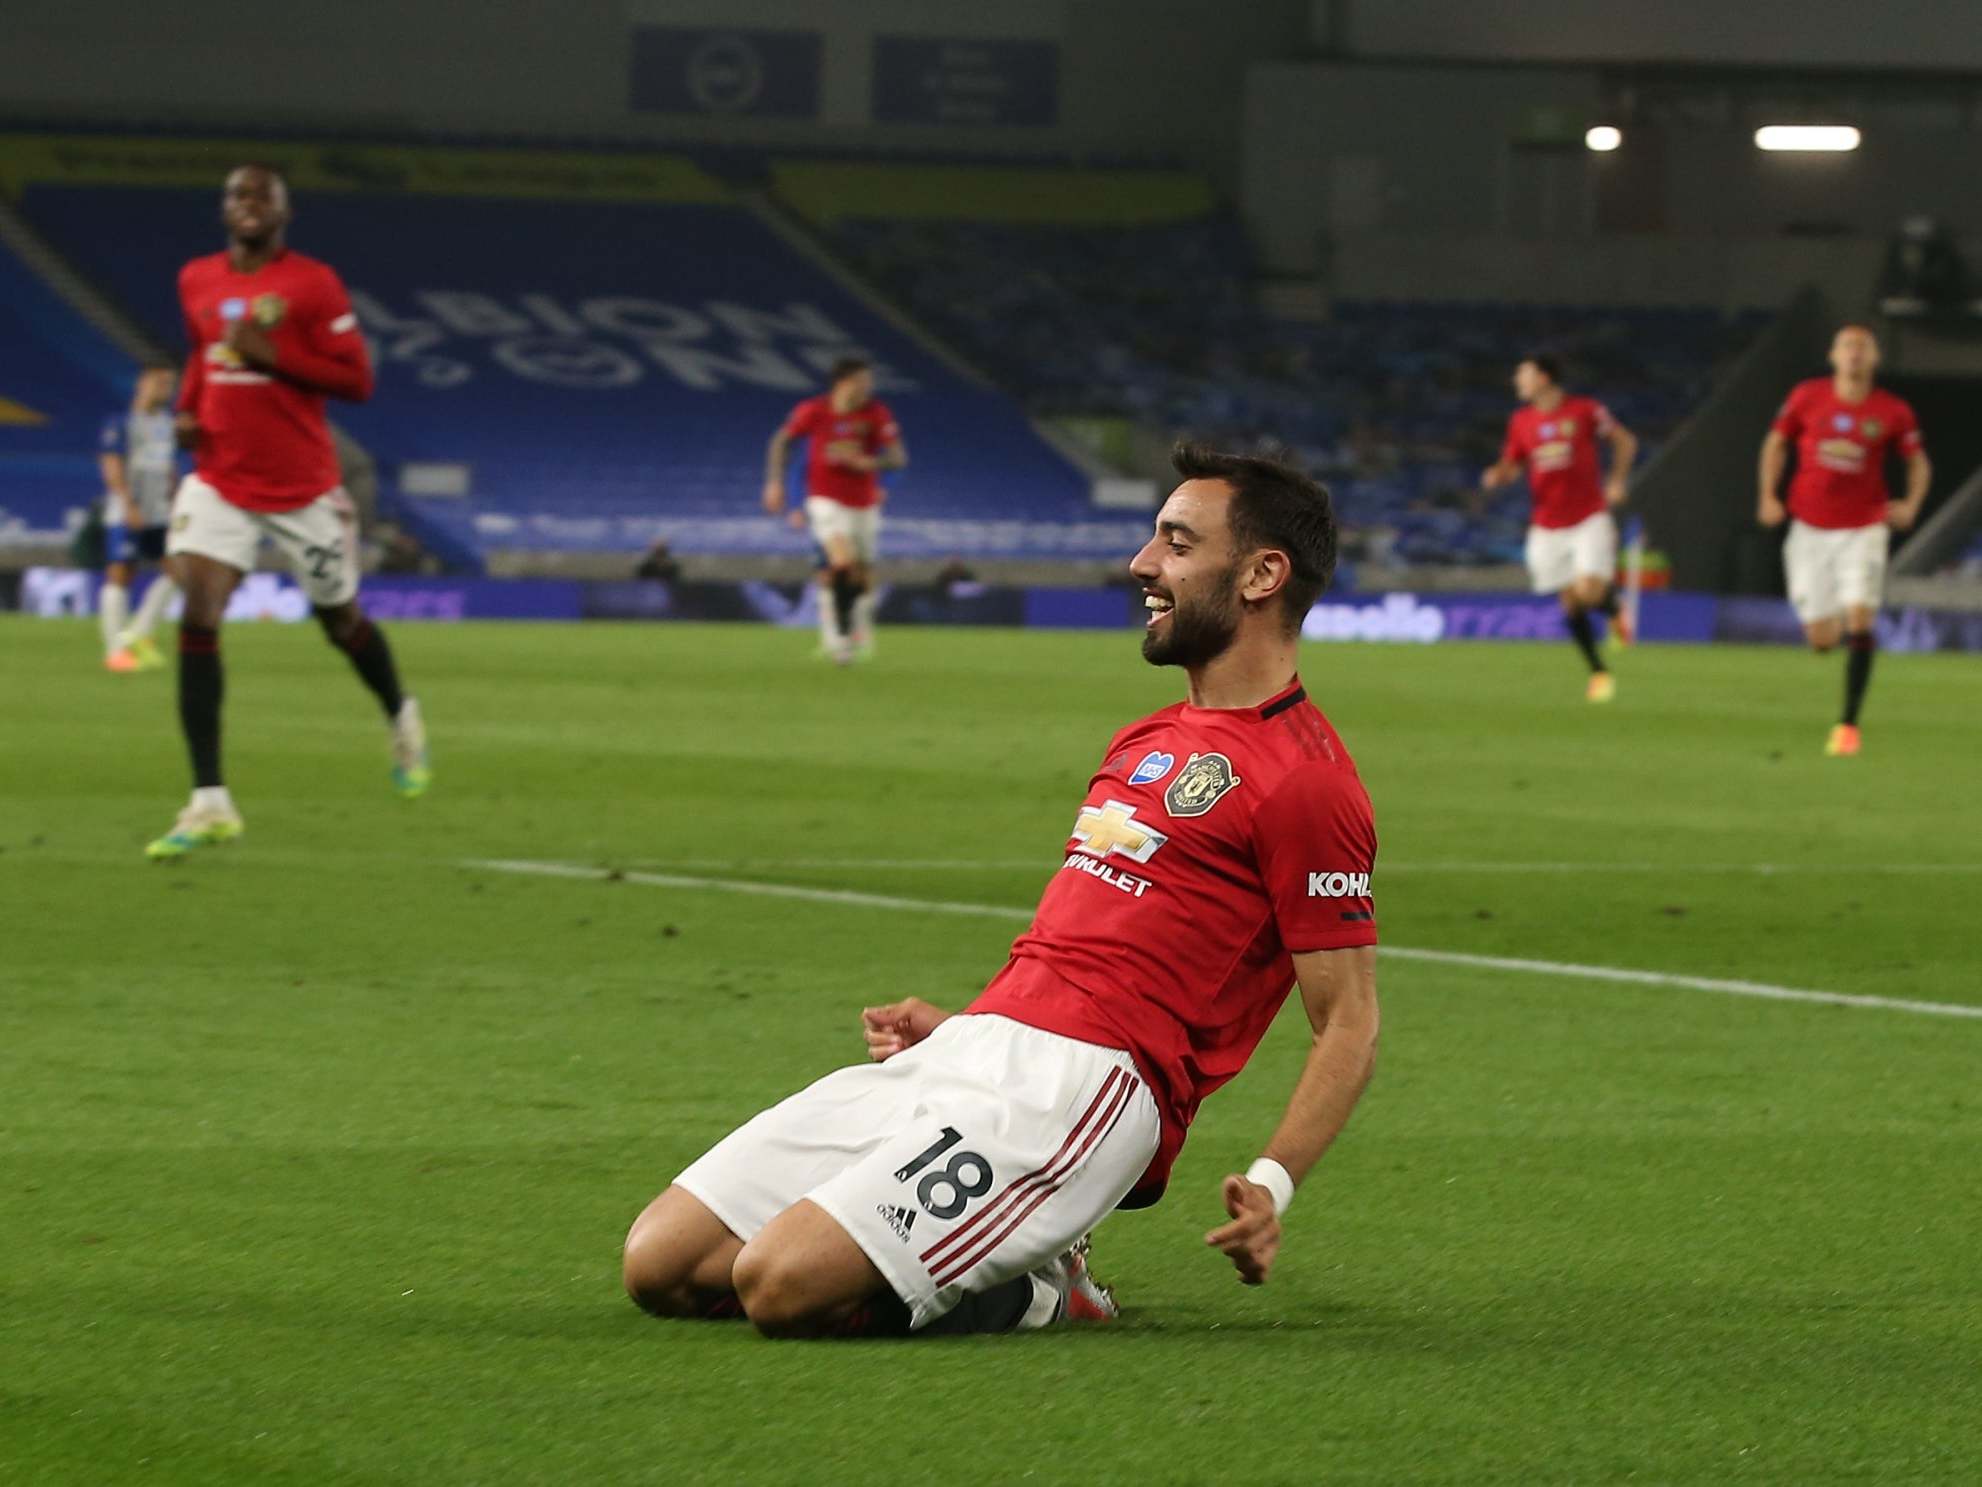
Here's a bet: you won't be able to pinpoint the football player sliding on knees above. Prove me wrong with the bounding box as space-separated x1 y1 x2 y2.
148 164 430 860
1756 324 1929 758
625 443 1380 1338
1480 354 1638 702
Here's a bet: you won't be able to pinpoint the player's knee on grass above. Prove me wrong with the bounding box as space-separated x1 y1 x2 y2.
731 1212 884 1339
621 1245 712 1320
622 1188 745 1320
1805 619 1841 653
730 1242 823 1337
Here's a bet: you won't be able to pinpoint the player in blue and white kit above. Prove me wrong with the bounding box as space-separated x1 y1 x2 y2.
100 366 183 672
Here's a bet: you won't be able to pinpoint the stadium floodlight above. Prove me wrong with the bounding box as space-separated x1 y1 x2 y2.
1584 125 1623 153
1754 125 1861 152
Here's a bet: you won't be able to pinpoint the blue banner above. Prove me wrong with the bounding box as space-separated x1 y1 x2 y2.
21 573 1980 651
629 27 822 118
871 37 1060 127
1299 591 1719 646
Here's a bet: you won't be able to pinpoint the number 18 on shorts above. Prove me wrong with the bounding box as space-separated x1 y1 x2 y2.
673 1015 1159 1330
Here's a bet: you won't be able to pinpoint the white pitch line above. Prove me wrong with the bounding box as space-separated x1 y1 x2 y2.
1374 947 1982 1020
615 858 1982 876
463 859 1982 1022
467 859 1034 922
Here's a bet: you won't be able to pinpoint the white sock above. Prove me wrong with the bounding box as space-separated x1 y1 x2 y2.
191 785 237 816
853 591 877 642
817 581 845 650
1015 1272 1063 1331
125 574 179 645
100 582 129 656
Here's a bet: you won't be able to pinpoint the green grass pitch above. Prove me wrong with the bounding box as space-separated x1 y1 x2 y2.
3 616 1979 1484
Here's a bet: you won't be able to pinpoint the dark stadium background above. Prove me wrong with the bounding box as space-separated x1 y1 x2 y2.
3 5 1978 1484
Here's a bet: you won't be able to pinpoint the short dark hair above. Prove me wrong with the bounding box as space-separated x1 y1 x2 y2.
1521 353 1563 384
1171 440 1337 628
228 161 287 185
827 356 871 386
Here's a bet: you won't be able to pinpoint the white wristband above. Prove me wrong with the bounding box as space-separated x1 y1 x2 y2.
1245 1158 1295 1217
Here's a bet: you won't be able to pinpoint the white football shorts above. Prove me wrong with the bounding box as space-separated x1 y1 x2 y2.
1525 511 1618 595
167 475 361 607
804 496 881 566
1783 519 1888 626
673 1013 1159 1331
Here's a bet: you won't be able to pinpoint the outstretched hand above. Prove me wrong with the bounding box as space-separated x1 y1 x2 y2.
860 997 950 1061
1204 1174 1282 1286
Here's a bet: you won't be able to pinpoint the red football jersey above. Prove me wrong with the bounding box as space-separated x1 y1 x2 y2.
1771 378 1923 530
968 678 1378 1205
176 249 372 513
779 395 899 509
1500 395 1614 528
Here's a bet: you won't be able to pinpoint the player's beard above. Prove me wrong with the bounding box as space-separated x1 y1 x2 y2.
1142 564 1243 669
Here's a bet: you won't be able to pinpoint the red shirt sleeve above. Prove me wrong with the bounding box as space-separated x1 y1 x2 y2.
871 403 901 448
1893 399 1924 457
1249 764 1379 953
1771 385 1806 439
273 265 372 402
1591 400 1616 436
780 398 818 440
1500 414 1524 468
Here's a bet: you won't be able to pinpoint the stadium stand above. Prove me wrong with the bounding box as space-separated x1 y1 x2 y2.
13 148 1116 566
775 162 1770 566
0 227 132 544
7 139 1774 574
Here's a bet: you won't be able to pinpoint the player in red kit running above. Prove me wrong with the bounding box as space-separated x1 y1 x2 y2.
1757 325 1930 757
146 165 430 860
1481 354 1638 701
624 443 1380 1338
761 357 905 664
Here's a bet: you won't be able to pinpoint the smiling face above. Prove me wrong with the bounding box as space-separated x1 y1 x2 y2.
1128 479 1249 668
221 166 291 249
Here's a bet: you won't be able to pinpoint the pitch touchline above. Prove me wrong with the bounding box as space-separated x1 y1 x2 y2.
616 858 1982 876
464 859 1982 1022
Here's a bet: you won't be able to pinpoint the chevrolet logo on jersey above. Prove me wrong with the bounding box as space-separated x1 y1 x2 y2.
1071 800 1168 864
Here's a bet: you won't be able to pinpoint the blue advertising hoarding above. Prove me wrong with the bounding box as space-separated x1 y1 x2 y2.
629 27 822 118
17 573 1980 652
871 37 1059 127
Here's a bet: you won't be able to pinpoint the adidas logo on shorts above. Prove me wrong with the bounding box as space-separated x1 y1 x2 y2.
876 1202 917 1243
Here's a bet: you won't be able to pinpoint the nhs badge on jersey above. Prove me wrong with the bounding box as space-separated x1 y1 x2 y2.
1832 413 1854 432
1128 750 1175 786
220 297 247 322
1539 422 1556 438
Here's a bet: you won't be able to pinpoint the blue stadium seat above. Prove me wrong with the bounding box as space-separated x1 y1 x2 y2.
823 214 1768 566
0 233 133 542
21 187 1108 563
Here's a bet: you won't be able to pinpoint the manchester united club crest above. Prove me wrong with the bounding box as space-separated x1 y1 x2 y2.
1860 418 1883 440
252 293 288 328
1559 417 1577 436
1164 752 1242 818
